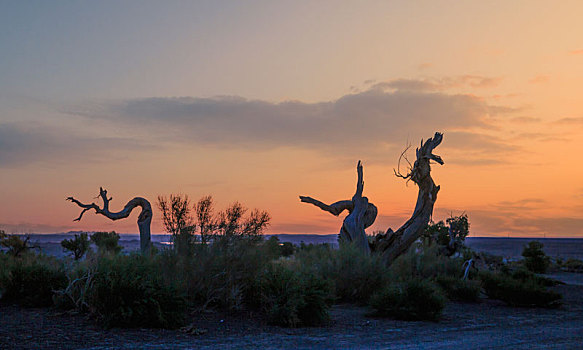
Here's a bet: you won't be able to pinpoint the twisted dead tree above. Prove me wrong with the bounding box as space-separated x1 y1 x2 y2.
371 132 444 264
67 187 152 254
300 160 377 254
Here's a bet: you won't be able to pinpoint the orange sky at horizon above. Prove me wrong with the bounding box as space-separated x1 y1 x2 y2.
0 1 582 238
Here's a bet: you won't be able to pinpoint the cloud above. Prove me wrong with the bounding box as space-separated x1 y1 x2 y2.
371 76 502 92
554 117 583 125
0 122 147 168
569 49 583 55
68 87 515 164
0 222 75 234
529 75 550 84
510 116 540 124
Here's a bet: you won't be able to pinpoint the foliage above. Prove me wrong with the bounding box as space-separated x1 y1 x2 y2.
0 253 67 307
216 202 271 240
434 275 481 302
479 271 561 308
157 194 196 255
522 241 550 273
61 233 90 260
90 231 122 255
294 243 389 304
563 258 583 273
194 195 216 244
369 279 446 321
0 232 38 257
260 263 333 327
388 244 465 282
88 253 187 328
424 214 469 255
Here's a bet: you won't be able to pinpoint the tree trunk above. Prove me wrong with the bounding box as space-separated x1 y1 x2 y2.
300 161 377 254
371 132 444 264
67 187 152 254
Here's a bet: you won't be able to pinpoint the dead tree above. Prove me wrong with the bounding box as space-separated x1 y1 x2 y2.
371 132 444 264
300 161 377 254
67 187 152 254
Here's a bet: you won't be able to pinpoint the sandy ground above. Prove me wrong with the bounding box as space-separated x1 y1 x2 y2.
1 274 583 350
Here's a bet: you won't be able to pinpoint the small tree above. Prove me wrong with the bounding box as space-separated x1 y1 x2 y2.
61 233 90 260
0 231 37 257
217 202 270 240
424 214 469 256
157 194 196 254
522 241 550 273
194 195 216 244
91 231 122 255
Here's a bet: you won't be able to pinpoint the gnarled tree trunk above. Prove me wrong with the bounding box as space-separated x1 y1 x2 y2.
67 187 152 254
300 160 377 254
371 132 444 264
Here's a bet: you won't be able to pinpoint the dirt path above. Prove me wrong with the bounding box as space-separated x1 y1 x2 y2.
2 283 582 349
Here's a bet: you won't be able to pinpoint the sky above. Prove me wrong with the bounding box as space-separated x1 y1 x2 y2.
1 0 582 237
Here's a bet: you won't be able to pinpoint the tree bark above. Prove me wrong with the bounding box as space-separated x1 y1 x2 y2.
371 132 444 264
300 161 377 254
67 187 152 254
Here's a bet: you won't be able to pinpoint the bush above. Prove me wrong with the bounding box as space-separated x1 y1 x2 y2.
260 263 333 327
369 279 446 321
435 275 481 302
0 233 37 257
0 254 67 307
295 243 388 304
90 231 122 255
88 254 186 328
61 233 90 260
564 258 583 273
479 271 561 308
522 241 550 273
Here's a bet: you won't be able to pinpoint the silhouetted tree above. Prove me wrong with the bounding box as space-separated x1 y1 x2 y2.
61 232 90 260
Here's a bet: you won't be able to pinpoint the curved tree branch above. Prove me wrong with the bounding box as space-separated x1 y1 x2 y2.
372 132 444 263
67 187 152 253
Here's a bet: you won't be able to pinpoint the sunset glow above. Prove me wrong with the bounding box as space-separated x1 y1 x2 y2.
1 1 582 237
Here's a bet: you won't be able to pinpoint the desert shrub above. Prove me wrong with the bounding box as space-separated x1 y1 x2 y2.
260 263 333 327
510 269 561 287
0 254 67 307
522 241 550 273
564 258 583 273
388 245 464 282
424 214 469 255
434 275 481 302
88 253 186 328
90 231 122 255
0 233 37 257
369 279 446 321
295 243 388 304
61 233 90 260
479 271 561 308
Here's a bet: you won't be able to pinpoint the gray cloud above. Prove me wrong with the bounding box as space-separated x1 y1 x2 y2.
554 117 583 125
371 76 502 92
0 122 147 167
69 87 516 164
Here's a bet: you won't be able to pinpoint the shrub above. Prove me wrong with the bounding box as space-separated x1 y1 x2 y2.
479 271 561 308
90 231 122 255
61 233 90 260
0 233 37 257
0 254 67 307
295 243 388 304
564 258 583 273
510 269 561 287
88 254 186 328
260 263 333 327
522 241 550 273
435 275 481 302
369 279 446 321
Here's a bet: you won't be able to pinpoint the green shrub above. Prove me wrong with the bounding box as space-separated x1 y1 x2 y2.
479 271 561 308
88 254 186 328
522 241 550 273
564 258 583 272
0 254 67 307
369 279 446 321
90 231 122 255
388 245 465 282
260 263 333 327
435 275 481 302
510 269 561 287
61 233 90 260
0 233 37 257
